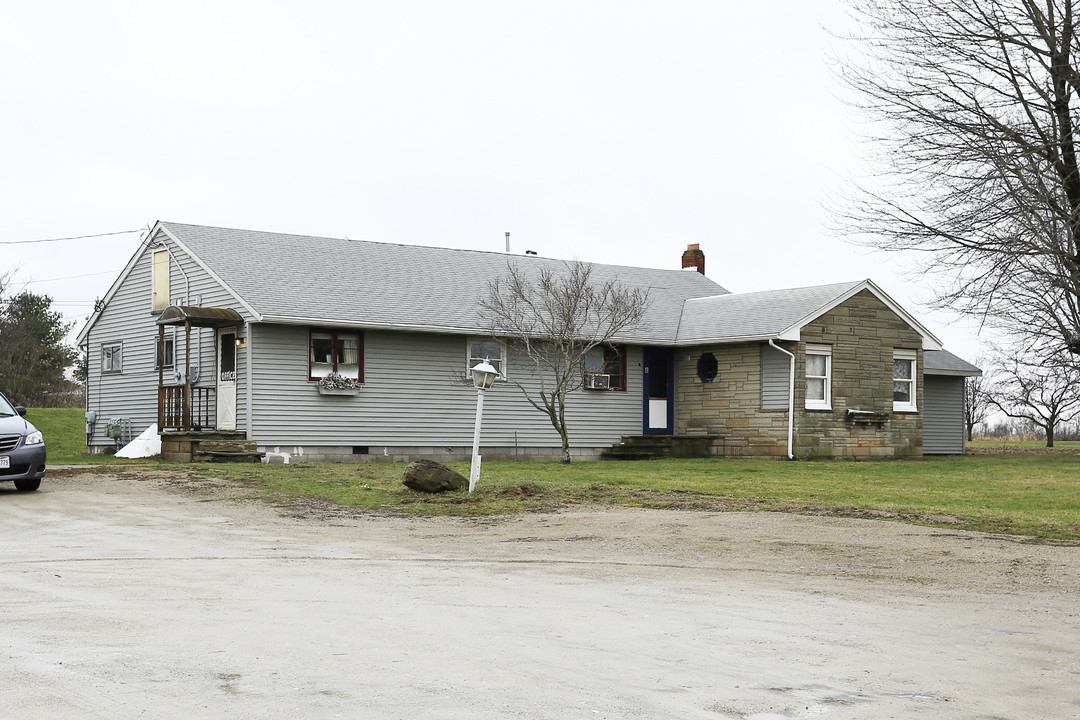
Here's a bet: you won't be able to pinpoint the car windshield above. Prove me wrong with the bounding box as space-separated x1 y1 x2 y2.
0 395 16 416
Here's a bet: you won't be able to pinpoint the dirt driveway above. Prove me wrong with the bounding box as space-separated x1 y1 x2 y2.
2 470 1078 719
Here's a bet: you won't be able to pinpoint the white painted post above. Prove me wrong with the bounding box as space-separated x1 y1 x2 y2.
469 386 486 493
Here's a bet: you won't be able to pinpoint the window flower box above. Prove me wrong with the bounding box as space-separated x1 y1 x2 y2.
318 386 360 396
317 372 361 396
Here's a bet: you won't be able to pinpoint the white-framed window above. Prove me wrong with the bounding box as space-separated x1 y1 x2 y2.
804 343 831 410
893 349 918 412
155 331 175 370
102 343 123 374
152 249 170 313
467 338 506 379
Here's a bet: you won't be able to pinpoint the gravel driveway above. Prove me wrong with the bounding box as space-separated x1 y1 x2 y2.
2 470 1078 719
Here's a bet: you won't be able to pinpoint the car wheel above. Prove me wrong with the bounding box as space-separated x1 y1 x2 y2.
14 478 41 492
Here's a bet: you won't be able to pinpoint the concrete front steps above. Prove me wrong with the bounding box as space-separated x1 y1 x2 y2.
600 435 673 461
600 435 725 460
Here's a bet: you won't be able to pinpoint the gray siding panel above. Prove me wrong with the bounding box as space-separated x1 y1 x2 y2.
761 343 790 409
83 229 253 446
249 326 643 449
924 375 965 454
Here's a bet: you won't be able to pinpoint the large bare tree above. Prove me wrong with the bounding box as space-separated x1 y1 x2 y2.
834 0 1080 358
480 261 649 462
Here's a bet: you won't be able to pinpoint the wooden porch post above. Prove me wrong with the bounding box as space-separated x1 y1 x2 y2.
183 320 192 430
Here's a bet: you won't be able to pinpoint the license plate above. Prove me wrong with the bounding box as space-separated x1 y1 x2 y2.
0 457 8 469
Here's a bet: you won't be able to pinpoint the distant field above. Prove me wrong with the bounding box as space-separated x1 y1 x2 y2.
968 439 1080 450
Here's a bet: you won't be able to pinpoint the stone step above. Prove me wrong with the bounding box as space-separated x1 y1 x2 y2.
193 450 265 463
199 440 259 453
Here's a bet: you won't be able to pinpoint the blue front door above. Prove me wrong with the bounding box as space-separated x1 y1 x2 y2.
642 348 674 435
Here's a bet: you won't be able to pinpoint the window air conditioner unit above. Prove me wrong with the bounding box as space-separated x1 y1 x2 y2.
586 373 611 389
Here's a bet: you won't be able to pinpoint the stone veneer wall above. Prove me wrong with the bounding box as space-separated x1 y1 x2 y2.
676 343 789 457
796 290 923 458
676 290 924 459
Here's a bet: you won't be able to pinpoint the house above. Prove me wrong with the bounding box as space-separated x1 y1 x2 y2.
77 221 980 462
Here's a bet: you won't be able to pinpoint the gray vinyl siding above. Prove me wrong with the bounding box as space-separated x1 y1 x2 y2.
82 230 253 446
249 325 643 449
761 343 790 409
923 375 965 454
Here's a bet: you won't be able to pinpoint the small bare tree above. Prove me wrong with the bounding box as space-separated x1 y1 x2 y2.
985 350 1080 447
480 261 649 462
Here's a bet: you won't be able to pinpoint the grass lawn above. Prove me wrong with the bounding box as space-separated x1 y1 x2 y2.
197 453 1080 540
34 407 1080 540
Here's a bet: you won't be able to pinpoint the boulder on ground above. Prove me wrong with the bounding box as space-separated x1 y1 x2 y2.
402 459 467 493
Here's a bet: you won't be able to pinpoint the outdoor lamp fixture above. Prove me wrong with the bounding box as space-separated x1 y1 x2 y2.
468 358 498 493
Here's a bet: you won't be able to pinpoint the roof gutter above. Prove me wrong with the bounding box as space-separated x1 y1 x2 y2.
768 339 795 460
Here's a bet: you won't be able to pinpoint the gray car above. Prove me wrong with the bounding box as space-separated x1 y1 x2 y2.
0 392 46 491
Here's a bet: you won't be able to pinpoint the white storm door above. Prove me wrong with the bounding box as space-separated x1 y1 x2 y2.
216 328 237 431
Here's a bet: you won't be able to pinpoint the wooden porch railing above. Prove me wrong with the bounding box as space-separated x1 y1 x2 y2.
158 386 215 431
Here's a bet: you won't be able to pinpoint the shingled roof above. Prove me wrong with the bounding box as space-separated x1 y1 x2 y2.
78 221 948 350
157 222 729 344
675 279 942 349
924 350 982 376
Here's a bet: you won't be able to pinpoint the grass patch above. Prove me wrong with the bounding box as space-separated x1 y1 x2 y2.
27 407 156 466
196 454 1080 540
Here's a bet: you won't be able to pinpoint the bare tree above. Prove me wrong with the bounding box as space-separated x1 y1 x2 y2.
480 261 649 463
964 366 992 441
985 349 1080 447
833 0 1080 358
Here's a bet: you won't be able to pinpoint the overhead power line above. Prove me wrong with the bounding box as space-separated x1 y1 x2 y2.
23 269 122 283
0 229 142 245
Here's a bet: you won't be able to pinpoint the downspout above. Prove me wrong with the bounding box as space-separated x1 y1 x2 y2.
768 339 795 460
245 320 253 440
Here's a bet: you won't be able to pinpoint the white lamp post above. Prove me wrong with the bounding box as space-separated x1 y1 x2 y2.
468 358 499 493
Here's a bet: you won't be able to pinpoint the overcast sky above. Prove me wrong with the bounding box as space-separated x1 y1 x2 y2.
1 0 986 362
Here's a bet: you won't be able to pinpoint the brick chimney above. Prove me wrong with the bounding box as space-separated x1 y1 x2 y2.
681 243 705 275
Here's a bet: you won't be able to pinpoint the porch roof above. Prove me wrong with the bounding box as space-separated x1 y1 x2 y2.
156 305 245 328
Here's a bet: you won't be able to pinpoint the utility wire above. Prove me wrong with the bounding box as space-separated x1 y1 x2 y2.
0 229 142 245
21 269 122 283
